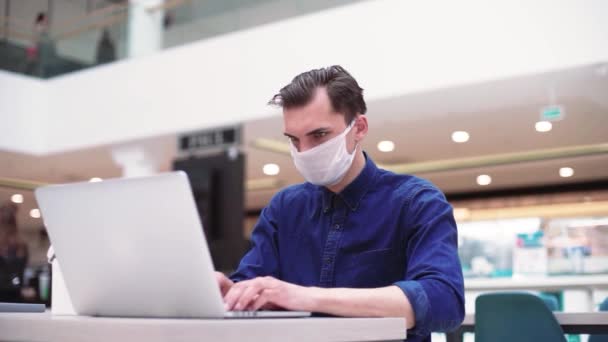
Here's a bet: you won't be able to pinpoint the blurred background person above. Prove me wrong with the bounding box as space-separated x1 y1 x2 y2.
24 12 48 76
96 29 117 65
0 202 29 303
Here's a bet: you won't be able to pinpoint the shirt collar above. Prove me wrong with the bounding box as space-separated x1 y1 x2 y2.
320 151 378 212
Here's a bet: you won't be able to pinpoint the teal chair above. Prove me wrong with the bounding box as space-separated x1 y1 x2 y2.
475 292 566 342
589 297 608 342
538 292 560 311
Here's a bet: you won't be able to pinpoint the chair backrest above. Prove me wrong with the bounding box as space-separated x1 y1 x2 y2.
538 292 559 311
475 292 565 342
599 298 608 311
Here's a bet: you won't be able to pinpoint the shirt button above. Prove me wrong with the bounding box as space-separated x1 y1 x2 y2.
334 224 341 230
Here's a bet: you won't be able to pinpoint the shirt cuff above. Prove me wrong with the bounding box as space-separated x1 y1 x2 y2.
393 280 431 336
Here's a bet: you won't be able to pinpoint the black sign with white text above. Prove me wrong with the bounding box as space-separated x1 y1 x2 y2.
179 126 240 152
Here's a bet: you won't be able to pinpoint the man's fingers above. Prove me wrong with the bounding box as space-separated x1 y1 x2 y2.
215 272 233 296
250 289 271 311
224 283 247 310
234 283 263 311
224 277 278 311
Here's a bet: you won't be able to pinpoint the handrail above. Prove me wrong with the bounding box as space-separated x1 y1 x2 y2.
146 0 192 13
0 2 129 44
2 0 191 45
54 0 193 41
0 15 34 32
85 1 130 19
51 1 130 38
53 12 128 41
0 27 35 42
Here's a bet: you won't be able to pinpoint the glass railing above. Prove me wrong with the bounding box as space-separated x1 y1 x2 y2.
0 0 129 78
162 0 367 49
0 0 366 78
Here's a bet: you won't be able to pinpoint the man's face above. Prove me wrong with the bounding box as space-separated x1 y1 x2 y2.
283 87 357 153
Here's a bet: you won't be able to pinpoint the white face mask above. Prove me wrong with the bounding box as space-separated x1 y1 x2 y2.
289 122 357 186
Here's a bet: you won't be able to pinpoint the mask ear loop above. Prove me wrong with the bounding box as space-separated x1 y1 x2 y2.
349 118 360 154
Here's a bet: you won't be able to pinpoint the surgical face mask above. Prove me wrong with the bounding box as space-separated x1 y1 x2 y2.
289 122 357 186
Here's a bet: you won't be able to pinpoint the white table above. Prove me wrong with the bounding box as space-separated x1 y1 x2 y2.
0 312 407 342
446 312 608 342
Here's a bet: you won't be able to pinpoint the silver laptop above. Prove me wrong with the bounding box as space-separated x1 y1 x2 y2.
35 171 310 319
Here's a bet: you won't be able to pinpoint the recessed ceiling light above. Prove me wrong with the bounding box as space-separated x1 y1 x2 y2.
451 131 470 143
559 167 574 178
535 121 552 132
262 163 280 176
377 140 395 152
30 208 41 219
11 194 24 204
476 174 492 186
89 177 103 182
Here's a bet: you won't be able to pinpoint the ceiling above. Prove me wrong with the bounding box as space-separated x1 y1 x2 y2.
2 62 607 231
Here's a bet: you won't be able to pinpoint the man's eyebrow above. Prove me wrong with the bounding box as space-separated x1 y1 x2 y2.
283 127 332 139
305 127 331 136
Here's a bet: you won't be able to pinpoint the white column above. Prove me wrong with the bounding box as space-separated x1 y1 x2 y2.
111 144 160 177
127 0 164 58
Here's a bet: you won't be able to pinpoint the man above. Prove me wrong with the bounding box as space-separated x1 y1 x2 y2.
215 66 464 341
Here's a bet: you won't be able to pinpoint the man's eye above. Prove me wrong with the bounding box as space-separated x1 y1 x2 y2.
289 139 301 151
314 132 328 138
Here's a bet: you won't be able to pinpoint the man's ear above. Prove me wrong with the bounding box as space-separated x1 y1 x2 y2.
354 114 368 141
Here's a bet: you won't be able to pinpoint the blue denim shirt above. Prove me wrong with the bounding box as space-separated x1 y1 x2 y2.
231 153 465 341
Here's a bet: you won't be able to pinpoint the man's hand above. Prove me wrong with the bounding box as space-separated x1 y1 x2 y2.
223 276 317 312
218 274 413 328
215 271 234 297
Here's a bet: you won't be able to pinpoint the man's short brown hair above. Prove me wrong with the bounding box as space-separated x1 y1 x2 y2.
269 65 367 124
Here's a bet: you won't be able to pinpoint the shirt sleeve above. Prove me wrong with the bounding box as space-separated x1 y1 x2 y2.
229 193 281 283
393 184 465 336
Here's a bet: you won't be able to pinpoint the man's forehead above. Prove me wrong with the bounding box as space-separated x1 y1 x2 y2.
283 111 343 135
282 88 344 135
308 87 333 110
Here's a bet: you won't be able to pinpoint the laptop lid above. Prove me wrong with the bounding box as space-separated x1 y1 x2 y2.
35 172 226 318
